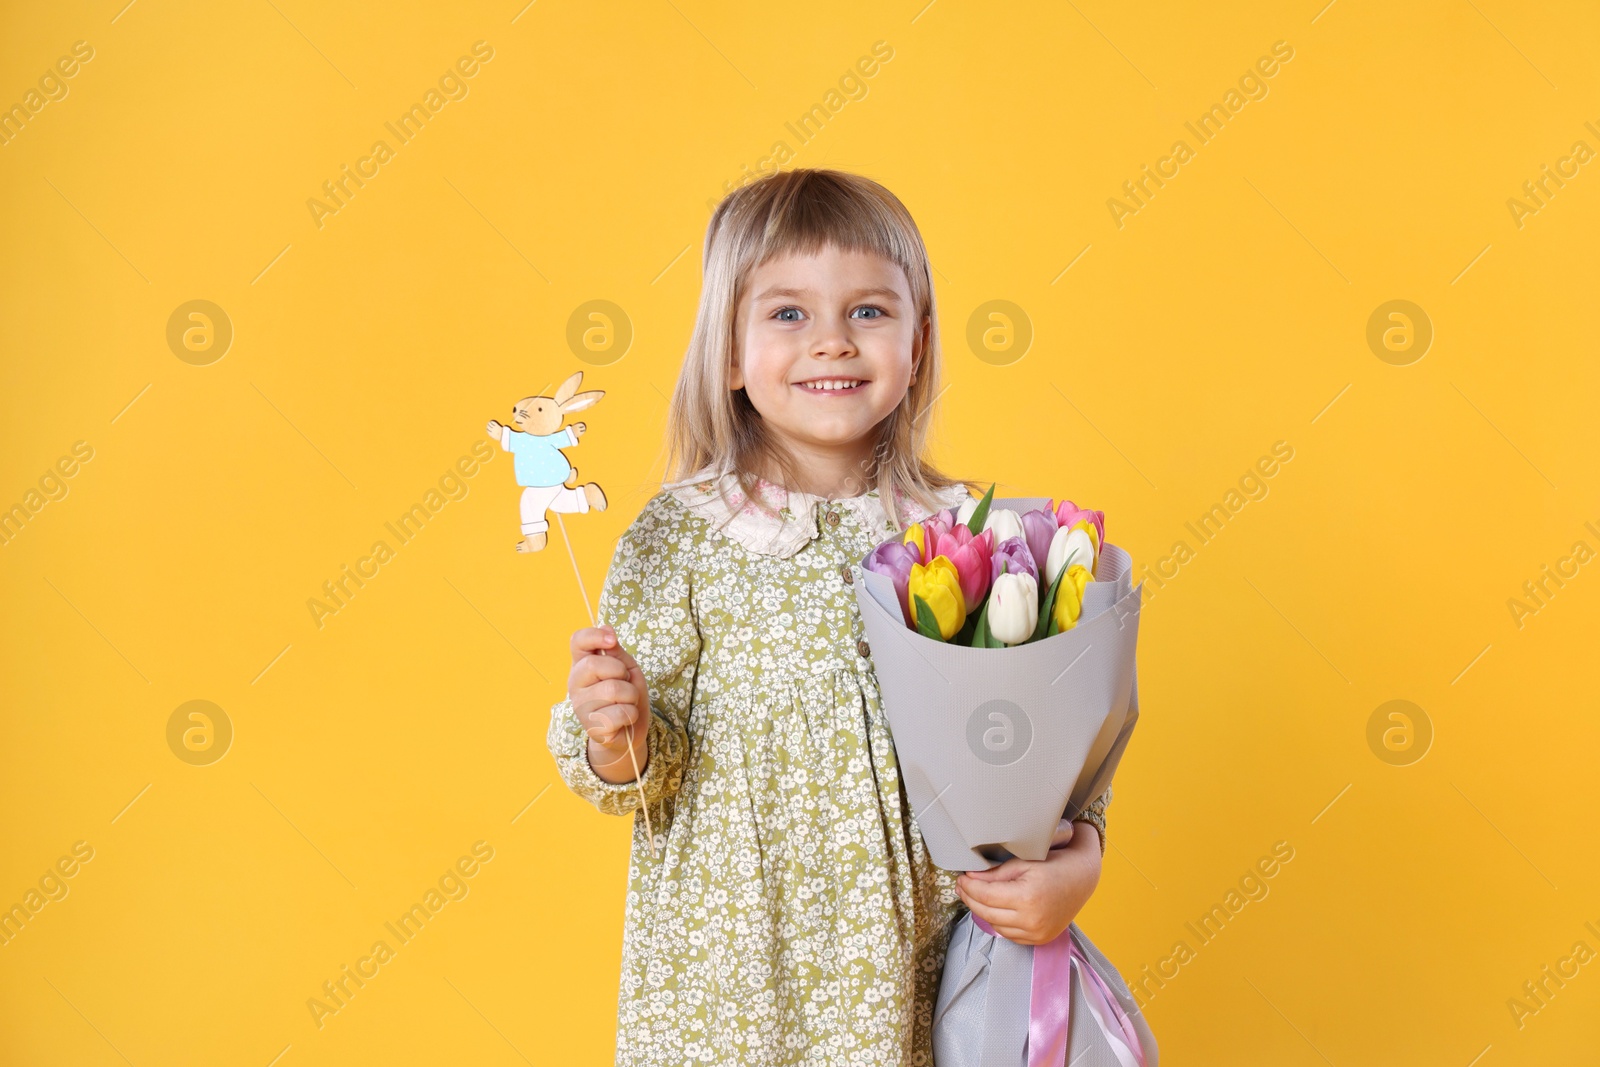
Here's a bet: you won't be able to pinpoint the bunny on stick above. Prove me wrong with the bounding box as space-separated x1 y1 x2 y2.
486 371 609 553
490 370 656 852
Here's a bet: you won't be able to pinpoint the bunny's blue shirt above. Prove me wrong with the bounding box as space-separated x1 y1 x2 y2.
504 426 575 487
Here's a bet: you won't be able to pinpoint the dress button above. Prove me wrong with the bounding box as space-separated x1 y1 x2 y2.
841 564 854 584
857 638 871 658
826 510 840 527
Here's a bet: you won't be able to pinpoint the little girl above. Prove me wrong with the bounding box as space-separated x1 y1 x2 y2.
549 168 1112 1065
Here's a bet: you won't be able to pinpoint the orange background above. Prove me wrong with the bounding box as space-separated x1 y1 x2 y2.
2 1 1597 1064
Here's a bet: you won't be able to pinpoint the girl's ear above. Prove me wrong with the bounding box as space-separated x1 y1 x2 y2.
728 354 744 391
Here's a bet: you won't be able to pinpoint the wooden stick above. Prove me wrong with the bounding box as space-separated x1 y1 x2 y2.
556 512 658 859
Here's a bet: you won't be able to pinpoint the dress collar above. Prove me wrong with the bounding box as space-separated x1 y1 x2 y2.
664 466 972 558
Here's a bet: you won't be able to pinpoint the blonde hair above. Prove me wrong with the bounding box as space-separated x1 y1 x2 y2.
664 167 980 530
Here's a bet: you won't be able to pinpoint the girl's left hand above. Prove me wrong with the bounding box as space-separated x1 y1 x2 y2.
954 818 1102 946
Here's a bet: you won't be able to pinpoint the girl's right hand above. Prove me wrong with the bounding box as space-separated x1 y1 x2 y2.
568 624 651 780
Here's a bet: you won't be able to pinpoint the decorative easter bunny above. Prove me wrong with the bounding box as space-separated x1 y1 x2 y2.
486 371 608 553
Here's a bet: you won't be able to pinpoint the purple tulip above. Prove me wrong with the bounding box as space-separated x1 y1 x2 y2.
865 539 919 627
1021 508 1058 576
991 535 1038 585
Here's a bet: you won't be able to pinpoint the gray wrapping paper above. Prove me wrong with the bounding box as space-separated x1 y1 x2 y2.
853 497 1144 872
933 914 1160 1067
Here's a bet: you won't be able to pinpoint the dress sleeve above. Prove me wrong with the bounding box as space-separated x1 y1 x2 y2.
545 498 700 817
1072 785 1112 855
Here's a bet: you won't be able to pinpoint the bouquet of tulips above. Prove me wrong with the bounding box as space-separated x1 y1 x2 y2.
854 484 1157 1067
850 482 1144 871
864 485 1107 648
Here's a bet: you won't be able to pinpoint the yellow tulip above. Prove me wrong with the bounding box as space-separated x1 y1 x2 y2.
903 522 926 562
1052 564 1093 632
908 555 967 639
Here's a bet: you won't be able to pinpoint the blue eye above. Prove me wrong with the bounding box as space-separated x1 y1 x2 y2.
775 307 803 322
853 306 885 319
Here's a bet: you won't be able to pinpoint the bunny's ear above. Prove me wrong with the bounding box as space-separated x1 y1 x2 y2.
560 389 604 413
553 371 584 406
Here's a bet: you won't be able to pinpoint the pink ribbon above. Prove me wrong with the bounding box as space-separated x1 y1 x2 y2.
971 915 1146 1067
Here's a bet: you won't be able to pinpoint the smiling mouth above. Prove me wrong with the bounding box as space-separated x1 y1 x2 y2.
795 377 868 394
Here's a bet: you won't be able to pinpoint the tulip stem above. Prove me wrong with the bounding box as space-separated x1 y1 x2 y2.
1033 560 1071 643
971 597 995 648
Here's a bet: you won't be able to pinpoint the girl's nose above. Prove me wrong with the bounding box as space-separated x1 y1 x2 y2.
813 327 856 357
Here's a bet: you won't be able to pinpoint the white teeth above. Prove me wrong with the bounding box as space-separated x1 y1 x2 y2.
801 379 862 391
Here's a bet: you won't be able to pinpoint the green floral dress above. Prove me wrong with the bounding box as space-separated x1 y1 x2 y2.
546 469 1110 1066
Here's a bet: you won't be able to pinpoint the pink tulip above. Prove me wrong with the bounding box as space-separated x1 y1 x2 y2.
930 524 994 612
922 510 956 557
1054 500 1105 549
902 508 958 567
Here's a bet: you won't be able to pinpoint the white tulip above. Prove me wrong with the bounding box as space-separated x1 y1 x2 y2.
1062 527 1097 579
1045 525 1095 585
956 496 978 526
988 572 1039 646
982 508 1024 547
